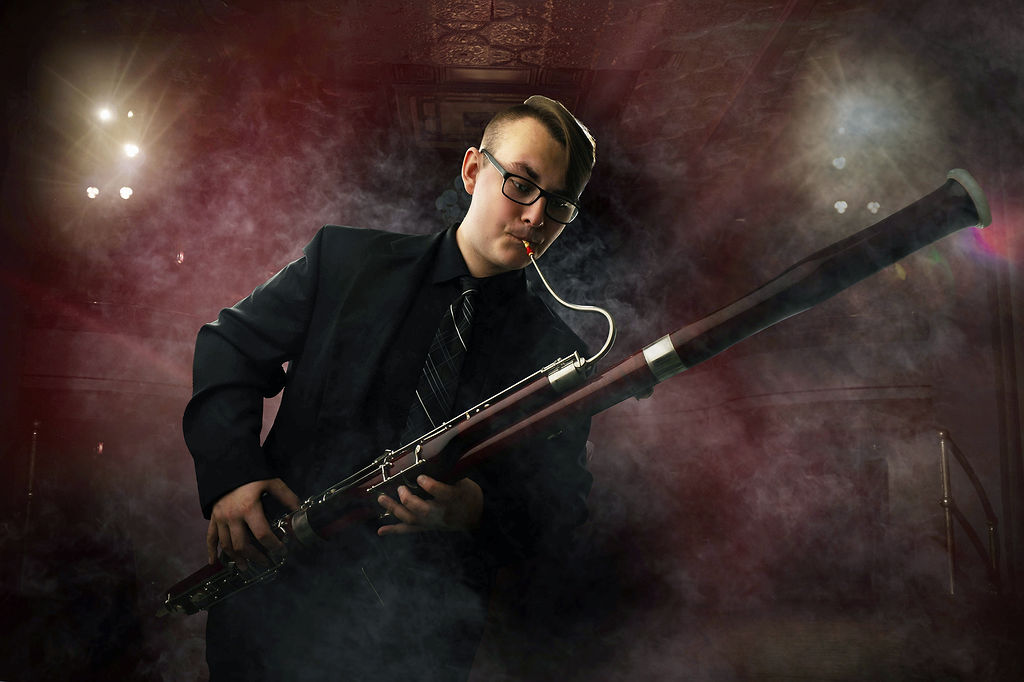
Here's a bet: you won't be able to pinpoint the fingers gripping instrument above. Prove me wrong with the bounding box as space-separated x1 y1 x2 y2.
160 169 990 617
159 242 616 618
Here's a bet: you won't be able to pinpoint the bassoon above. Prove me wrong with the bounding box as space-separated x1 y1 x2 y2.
158 168 991 617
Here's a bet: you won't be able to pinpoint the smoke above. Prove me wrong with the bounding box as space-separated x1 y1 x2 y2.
4 0 1022 680
470 4 1022 680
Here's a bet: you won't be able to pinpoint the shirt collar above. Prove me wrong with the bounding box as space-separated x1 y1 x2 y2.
432 225 471 284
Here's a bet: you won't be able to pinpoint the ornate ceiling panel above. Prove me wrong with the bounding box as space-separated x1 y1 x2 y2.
141 0 862 157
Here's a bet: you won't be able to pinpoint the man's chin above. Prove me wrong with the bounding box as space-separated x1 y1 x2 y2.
496 243 532 269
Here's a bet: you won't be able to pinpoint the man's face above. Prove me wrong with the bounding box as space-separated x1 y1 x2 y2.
457 117 574 278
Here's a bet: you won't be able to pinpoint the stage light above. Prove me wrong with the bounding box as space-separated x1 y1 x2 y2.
120 186 133 200
124 143 140 158
98 107 114 122
176 251 185 264
127 110 134 118
86 186 100 198
832 156 846 170
835 93 888 137
834 200 848 214
867 201 880 214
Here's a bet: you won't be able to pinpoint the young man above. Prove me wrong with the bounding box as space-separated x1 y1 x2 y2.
184 95 596 681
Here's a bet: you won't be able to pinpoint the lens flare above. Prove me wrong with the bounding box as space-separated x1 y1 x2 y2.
98 107 113 121
971 222 1010 260
124 143 140 158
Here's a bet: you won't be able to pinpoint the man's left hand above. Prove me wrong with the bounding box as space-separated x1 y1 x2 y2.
376 475 483 535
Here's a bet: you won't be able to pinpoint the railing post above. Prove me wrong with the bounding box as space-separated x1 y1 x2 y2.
937 429 1002 594
987 521 999 584
19 419 41 592
938 430 956 596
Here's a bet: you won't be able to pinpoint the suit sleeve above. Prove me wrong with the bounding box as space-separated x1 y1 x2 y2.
183 228 326 517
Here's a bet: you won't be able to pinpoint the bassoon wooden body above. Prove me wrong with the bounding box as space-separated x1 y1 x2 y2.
159 169 991 617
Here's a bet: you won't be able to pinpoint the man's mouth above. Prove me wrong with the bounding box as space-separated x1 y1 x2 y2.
507 229 542 246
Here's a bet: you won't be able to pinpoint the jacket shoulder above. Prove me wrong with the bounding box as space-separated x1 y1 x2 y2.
315 225 442 258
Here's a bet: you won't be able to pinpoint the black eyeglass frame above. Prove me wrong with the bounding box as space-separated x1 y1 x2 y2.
479 148 581 225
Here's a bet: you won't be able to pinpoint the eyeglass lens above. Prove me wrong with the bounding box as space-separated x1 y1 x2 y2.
501 176 577 224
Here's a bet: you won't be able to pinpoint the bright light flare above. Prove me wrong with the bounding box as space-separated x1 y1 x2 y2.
127 110 134 118
124 143 140 158
98 107 113 122
119 186 133 200
970 210 1013 261
86 186 100 199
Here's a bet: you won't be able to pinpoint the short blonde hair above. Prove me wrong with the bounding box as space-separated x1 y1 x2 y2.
480 95 596 199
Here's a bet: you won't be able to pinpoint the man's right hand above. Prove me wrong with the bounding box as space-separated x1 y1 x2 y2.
207 478 301 571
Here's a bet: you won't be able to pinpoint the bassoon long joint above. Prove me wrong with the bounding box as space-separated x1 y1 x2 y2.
161 169 991 617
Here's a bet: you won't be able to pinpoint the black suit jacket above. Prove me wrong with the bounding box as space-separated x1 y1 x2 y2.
184 225 592 561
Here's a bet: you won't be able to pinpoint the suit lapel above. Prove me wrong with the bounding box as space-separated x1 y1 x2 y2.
309 230 445 479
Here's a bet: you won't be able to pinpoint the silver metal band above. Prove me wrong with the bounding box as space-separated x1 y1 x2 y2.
290 508 321 548
947 168 992 228
546 358 587 393
642 334 686 383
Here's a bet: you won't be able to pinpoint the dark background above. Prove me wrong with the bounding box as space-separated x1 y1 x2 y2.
2 1 1022 679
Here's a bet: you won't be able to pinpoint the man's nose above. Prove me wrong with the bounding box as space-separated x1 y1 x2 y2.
522 197 546 226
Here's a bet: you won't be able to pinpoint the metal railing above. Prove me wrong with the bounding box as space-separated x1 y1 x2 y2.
937 430 1001 595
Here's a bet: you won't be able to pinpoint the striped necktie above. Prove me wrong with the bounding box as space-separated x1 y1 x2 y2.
401 276 478 442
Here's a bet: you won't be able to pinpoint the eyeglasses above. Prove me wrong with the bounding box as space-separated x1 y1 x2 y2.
480 149 580 225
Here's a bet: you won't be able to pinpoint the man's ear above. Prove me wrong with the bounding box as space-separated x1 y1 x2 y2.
461 147 481 195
